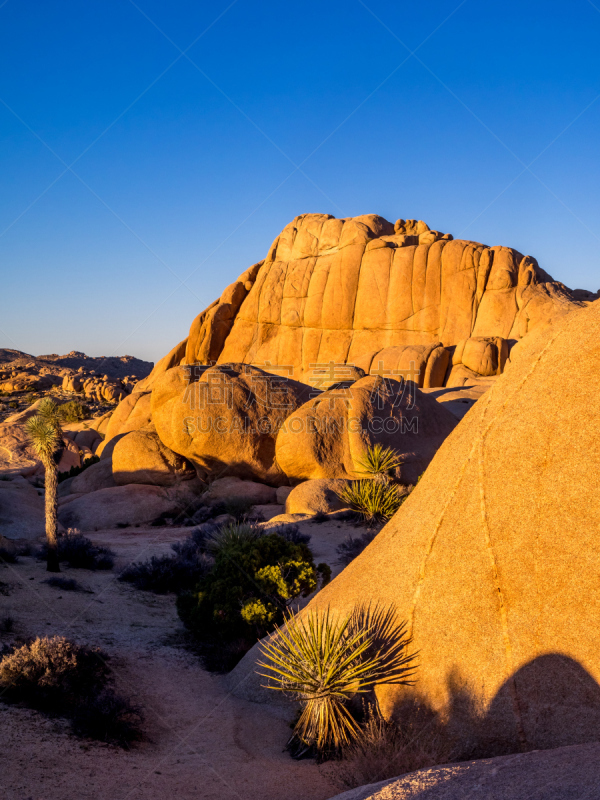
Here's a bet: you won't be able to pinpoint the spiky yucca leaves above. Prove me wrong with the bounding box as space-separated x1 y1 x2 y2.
258 605 415 758
205 522 263 555
338 480 404 524
26 402 62 572
356 444 402 484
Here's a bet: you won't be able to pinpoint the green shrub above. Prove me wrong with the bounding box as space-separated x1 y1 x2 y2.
58 400 90 422
177 525 330 643
356 444 402 483
258 604 415 760
0 636 142 745
338 480 404 523
58 454 99 483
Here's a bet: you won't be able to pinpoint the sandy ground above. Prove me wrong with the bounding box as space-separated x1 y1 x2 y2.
0 518 369 800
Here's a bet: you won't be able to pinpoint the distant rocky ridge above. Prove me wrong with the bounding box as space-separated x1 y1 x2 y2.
0 350 153 476
0 349 152 411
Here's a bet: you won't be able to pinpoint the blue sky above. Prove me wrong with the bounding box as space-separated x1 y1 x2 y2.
1 0 599 363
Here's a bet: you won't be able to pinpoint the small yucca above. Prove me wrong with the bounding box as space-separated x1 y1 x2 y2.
205 522 263 555
258 604 415 758
356 444 402 484
339 480 404 524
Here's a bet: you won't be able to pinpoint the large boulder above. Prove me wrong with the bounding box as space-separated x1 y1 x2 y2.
96 391 152 456
204 476 276 505
110 216 578 417
284 478 352 515
111 427 195 486
209 215 577 386
276 375 458 485
231 301 600 756
330 742 600 800
151 362 314 485
58 482 203 530
0 476 44 539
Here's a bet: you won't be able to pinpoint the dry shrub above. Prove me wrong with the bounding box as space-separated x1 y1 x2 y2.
0 636 108 708
0 636 142 746
336 701 453 789
38 530 114 570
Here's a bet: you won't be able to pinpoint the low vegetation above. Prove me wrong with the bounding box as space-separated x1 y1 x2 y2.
37 529 114 571
120 527 213 594
178 523 331 644
338 480 405 523
336 701 453 789
258 604 415 760
0 547 19 564
58 399 91 422
0 636 142 745
336 530 378 565
356 444 402 483
58 454 100 483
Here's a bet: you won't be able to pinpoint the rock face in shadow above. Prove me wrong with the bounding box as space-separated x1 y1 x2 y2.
229 300 600 755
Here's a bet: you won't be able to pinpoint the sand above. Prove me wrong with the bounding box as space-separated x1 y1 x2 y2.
0 518 366 800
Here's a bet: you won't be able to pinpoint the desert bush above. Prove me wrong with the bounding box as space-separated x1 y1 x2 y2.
336 702 453 788
336 531 377 566
0 547 18 564
58 454 100 483
338 480 404 524
0 615 15 633
38 530 114 570
177 524 329 644
120 526 213 594
268 524 311 545
205 521 263 554
58 400 90 423
258 604 415 760
0 636 108 710
0 636 142 746
0 580 10 596
71 689 143 745
44 576 89 593
221 496 257 521
120 549 212 594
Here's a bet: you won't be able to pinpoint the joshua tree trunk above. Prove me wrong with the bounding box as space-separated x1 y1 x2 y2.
43 455 60 573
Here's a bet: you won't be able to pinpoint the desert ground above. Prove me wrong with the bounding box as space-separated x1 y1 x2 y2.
0 518 361 800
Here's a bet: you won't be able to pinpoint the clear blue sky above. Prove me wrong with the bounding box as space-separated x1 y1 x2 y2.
1 0 599 364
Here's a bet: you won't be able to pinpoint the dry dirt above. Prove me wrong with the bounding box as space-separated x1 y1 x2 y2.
0 518 369 800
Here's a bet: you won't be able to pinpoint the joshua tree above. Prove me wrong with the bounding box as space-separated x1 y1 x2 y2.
26 399 63 572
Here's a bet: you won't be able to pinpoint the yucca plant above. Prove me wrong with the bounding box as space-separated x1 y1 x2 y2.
205 521 263 555
26 399 63 572
338 480 404 524
258 604 415 759
356 444 402 484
